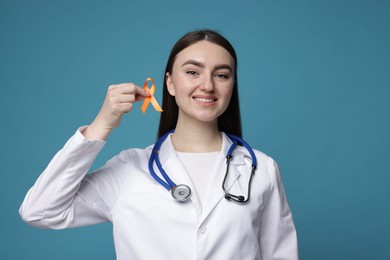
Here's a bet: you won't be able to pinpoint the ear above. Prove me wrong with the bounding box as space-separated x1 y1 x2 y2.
166 72 175 96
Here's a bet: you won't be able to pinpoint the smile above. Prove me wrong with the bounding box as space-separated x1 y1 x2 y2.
193 97 216 103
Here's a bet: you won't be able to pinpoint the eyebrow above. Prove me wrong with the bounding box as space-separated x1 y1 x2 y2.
181 59 233 72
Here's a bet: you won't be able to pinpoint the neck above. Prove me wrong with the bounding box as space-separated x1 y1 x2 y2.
171 118 222 153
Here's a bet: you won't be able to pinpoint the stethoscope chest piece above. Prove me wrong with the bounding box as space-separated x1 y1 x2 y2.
171 184 191 202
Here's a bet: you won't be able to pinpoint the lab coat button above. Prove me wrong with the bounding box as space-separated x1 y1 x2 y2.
199 226 207 234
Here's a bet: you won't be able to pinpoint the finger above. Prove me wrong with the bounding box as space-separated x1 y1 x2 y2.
118 93 151 104
110 94 136 103
108 83 151 97
111 102 133 115
134 94 149 102
108 83 136 94
134 85 151 97
119 103 134 114
107 83 151 106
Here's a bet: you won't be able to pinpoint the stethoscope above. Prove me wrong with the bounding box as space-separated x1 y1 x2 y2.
148 130 257 204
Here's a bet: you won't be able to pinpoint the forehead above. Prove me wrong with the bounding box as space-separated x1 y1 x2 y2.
174 40 235 67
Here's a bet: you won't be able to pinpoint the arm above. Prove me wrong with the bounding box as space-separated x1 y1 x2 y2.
19 128 107 229
259 161 299 260
19 82 150 229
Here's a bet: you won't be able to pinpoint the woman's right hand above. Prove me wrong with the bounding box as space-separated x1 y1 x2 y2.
83 83 150 140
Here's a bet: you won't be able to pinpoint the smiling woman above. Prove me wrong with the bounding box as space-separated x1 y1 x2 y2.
19 29 298 260
166 40 235 137
158 30 242 140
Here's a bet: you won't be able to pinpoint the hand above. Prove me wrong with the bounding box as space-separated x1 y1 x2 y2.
83 83 150 140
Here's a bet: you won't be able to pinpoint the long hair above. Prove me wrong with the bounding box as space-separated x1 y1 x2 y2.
157 29 242 138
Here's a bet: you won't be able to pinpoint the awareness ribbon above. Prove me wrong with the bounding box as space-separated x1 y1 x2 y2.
141 77 163 113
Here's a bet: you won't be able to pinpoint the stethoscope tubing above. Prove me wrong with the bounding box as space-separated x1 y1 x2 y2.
148 130 258 203
148 130 176 191
226 133 257 169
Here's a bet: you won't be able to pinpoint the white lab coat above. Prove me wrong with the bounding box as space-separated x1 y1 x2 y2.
20 127 298 260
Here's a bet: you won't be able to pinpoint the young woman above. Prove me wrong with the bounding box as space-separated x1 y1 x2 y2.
20 29 298 260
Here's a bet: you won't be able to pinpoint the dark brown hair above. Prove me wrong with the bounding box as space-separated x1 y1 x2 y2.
157 29 242 138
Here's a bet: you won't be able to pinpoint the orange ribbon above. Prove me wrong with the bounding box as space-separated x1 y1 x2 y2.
141 77 163 113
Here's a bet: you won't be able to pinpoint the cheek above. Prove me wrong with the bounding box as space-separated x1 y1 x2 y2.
171 77 195 96
222 84 234 101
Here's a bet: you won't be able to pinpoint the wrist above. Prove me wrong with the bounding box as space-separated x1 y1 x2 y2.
82 120 113 141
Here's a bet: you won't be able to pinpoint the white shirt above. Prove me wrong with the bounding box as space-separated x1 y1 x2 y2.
19 127 299 260
177 151 220 210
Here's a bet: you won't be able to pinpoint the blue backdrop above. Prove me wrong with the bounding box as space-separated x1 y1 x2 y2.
1 0 389 259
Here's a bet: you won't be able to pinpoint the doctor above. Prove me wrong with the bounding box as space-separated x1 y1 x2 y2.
20 29 299 259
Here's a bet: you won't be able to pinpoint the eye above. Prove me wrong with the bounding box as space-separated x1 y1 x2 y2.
186 70 199 76
214 73 230 80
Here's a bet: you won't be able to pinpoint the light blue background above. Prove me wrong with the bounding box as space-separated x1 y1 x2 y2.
1 0 389 259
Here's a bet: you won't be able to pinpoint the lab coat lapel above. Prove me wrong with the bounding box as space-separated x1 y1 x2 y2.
158 134 203 217
200 133 246 223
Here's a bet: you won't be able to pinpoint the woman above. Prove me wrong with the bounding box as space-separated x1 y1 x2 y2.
20 29 298 260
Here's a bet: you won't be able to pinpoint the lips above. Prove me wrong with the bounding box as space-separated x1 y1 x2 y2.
194 97 216 103
193 96 217 103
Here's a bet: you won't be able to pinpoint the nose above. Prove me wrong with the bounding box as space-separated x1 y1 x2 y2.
200 75 214 92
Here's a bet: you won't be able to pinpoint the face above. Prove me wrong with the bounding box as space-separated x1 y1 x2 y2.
166 40 235 124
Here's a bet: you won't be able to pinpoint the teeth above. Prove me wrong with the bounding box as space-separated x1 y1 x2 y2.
194 97 215 103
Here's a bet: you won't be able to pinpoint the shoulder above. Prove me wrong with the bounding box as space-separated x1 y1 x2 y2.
85 145 154 192
254 149 280 184
234 144 280 186
106 146 153 167
233 142 275 167
88 145 153 182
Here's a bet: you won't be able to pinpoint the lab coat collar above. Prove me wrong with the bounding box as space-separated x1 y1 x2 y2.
157 133 202 215
157 132 249 221
157 132 247 169
200 133 248 223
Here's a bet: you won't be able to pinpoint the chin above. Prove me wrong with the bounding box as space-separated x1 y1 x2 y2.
195 112 222 123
